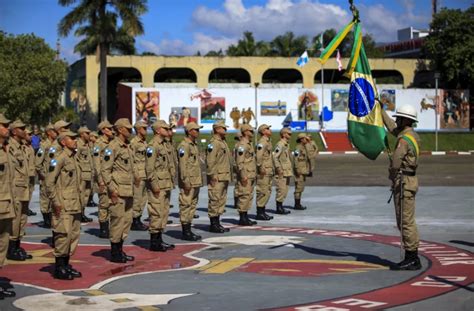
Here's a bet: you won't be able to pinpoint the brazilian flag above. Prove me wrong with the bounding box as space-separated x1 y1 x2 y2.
320 22 386 160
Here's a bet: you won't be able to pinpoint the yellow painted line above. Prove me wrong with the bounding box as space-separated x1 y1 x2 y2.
138 306 160 311
111 298 133 303
195 260 224 271
84 290 107 296
254 259 384 268
265 268 300 272
201 257 254 274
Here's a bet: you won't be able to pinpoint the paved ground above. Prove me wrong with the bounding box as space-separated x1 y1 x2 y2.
1 155 473 310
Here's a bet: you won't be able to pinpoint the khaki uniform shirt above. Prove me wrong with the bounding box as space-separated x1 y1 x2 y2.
273 139 293 177
234 137 256 180
256 136 274 176
35 138 53 179
93 136 110 185
24 143 35 177
0 144 15 220
45 148 81 214
146 135 173 192
382 109 420 192
206 135 232 182
177 137 202 188
8 138 30 201
294 143 311 176
101 137 135 197
305 139 318 171
76 139 93 181
130 136 147 180
165 138 177 184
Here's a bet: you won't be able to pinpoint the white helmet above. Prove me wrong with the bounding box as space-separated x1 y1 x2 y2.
393 104 418 122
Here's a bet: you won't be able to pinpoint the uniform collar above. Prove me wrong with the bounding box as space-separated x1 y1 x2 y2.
115 136 128 147
184 136 195 144
154 135 164 144
64 147 75 157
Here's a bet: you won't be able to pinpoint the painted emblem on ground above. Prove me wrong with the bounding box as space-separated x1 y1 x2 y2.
3 226 473 310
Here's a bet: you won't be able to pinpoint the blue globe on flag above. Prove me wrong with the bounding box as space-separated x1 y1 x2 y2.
348 77 375 117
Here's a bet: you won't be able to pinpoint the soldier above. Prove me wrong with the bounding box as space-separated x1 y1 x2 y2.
232 131 242 209
166 125 178 218
6 120 32 261
94 120 114 238
293 133 311 210
130 120 148 231
234 124 258 226
76 126 93 223
101 118 136 263
35 123 56 228
177 122 203 241
305 134 318 177
382 105 422 270
0 114 16 298
206 120 232 233
273 127 292 215
145 120 175 252
45 130 83 280
23 128 37 216
87 131 99 207
255 124 274 221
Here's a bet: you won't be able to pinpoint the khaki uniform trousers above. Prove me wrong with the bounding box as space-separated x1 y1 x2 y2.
208 181 228 217
294 175 306 200
147 190 171 233
179 187 199 224
132 179 147 218
81 180 92 213
98 190 110 223
256 174 273 208
52 212 81 257
394 186 419 252
109 196 133 243
0 219 12 266
236 178 255 213
28 176 35 202
10 201 28 240
39 180 51 213
275 176 291 203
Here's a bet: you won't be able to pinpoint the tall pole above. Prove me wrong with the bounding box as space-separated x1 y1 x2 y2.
435 72 440 151
320 42 325 131
254 82 259 144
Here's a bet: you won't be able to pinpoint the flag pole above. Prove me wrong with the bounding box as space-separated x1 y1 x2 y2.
320 37 325 131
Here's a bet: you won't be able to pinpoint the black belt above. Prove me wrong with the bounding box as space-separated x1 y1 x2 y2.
402 170 416 176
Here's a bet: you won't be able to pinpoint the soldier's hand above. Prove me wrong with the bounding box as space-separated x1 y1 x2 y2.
241 177 248 187
152 187 160 198
110 191 119 205
259 168 266 177
308 172 313 177
276 168 283 177
99 183 105 193
134 177 141 187
53 204 62 218
38 173 45 181
209 176 217 187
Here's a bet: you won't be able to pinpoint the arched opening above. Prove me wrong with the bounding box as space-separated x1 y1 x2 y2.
314 70 350 84
208 68 250 83
262 69 302 84
154 67 197 83
372 70 404 84
413 70 434 88
99 67 142 122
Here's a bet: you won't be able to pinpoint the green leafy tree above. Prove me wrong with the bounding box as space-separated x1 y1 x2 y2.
270 32 308 57
205 49 224 56
226 31 270 56
423 6 474 88
0 32 67 125
58 0 147 121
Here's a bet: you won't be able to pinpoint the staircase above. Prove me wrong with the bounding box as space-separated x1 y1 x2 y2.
321 132 354 152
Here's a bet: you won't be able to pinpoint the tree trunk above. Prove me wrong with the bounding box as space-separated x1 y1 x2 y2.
99 42 107 122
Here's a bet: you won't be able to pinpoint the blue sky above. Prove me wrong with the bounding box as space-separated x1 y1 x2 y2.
1 0 471 63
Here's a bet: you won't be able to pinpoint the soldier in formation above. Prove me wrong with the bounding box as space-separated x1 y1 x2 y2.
255 124 274 221
130 120 148 231
76 126 94 223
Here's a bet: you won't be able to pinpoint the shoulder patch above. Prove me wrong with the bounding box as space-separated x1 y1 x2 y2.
274 146 280 154
237 146 245 155
257 143 263 150
207 143 213 152
93 146 100 156
49 147 56 158
179 147 185 157
37 148 43 157
146 147 154 157
49 159 57 171
294 150 300 156
104 148 112 161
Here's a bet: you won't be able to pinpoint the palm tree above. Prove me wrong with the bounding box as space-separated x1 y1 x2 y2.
270 32 308 57
226 31 271 56
58 0 147 121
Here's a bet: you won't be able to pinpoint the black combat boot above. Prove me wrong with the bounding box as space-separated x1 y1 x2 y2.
391 250 422 271
275 201 290 215
42 212 51 228
182 224 202 241
87 195 98 207
119 240 134 261
245 213 257 225
17 240 32 260
27 208 36 216
256 207 273 220
193 214 200 219
293 199 307 210
65 256 82 277
149 233 168 252
238 212 254 226
6 241 24 261
99 221 109 238
0 286 15 298
131 217 148 231
81 213 93 223
110 242 126 263
217 216 230 232
54 257 74 280
209 217 224 233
